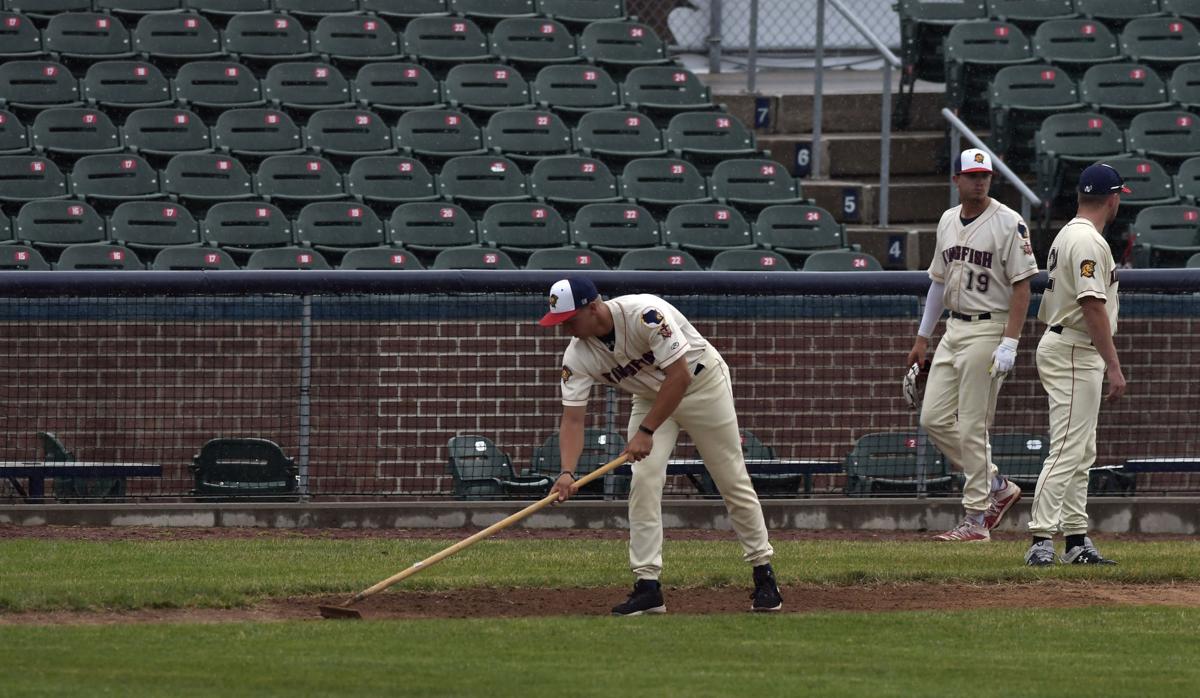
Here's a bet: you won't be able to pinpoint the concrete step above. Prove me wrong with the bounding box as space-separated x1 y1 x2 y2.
721 87 946 135
759 131 947 178
803 176 950 227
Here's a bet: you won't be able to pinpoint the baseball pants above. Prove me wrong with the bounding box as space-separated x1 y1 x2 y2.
1028 328 1104 538
920 315 1006 513
626 347 774 580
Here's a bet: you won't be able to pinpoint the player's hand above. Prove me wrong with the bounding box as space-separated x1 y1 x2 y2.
989 337 1019 376
906 336 928 370
551 473 577 503
624 431 654 462
1105 364 1127 402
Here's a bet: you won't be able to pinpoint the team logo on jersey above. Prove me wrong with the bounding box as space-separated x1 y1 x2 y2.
640 308 665 326
657 324 672 339
1017 222 1029 239
1048 248 1058 272
1021 243 1033 255
561 365 573 383
1080 259 1096 278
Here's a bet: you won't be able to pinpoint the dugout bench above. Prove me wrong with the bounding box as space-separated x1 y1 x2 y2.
1 432 161 502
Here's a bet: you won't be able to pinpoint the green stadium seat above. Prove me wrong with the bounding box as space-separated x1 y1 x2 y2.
173 61 263 111
709 158 806 210
387 202 477 252
1104 157 1179 207
1079 63 1172 126
0 156 70 203
0 244 50 270
185 0 272 18
1173 155 1200 201
444 64 533 114
190 438 299 499
246 246 332 270
124 108 213 160
0 110 30 154
275 0 358 20
263 62 354 112
0 61 81 112
662 203 754 255
895 0 988 125
617 246 701 270
338 246 424 270
579 20 671 71
802 250 882 271
532 65 622 119
1188 250 1200 266
570 202 660 255
1163 0 1200 18
529 155 620 208
15 200 107 251
574 110 665 164
312 15 402 64
753 204 849 261
484 110 573 163
31 108 122 158
490 18 580 69
620 66 715 115
294 201 387 254
109 201 202 253
437 155 530 206
1126 110 1200 162
45 12 133 61
1035 112 1127 205
525 246 610 269
990 432 1051 489
394 109 486 160
4 0 91 21
431 245 518 269
352 63 443 114
477 202 570 254
254 155 346 205
446 434 551 500
81 61 173 111
988 64 1084 167
450 0 537 20
664 111 758 171
151 245 238 269
1077 0 1164 30
56 243 144 270
1032 19 1123 78
844 432 951 496
304 109 396 158
359 0 448 20
709 249 793 271
211 108 302 160
1120 17 1200 70
71 154 162 204
528 429 626 497
221 13 312 63
987 0 1078 29
1167 61 1200 107
202 201 293 252
1130 204 1200 266
403 16 491 71
537 0 627 24
96 0 183 18
161 153 256 206
132 12 223 61
0 11 44 58
346 156 439 206
0 211 11 243
620 157 709 209
944 21 1036 125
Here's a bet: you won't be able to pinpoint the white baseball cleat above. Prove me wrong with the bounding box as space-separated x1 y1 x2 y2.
983 478 1022 529
933 519 990 542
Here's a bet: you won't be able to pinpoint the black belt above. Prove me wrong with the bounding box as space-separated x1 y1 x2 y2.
1049 325 1093 345
950 311 991 321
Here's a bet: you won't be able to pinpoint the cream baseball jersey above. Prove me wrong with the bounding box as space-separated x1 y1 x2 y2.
1038 217 1119 334
561 294 708 406
928 199 1040 314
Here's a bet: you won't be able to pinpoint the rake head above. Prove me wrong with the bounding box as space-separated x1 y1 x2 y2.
318 605 363 620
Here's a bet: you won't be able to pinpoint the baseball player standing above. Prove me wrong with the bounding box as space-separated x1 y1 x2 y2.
1025 163 1127 566
906 149 1038 542
540 277 782 615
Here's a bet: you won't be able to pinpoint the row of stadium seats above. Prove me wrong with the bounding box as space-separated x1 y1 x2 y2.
0 60 712 120
1 200 849 263
0 242 882 272
0 13 671 73
0 154 806 213
0 108 750 169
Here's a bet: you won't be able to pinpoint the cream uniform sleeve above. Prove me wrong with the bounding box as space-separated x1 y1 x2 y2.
1071 234 1113 302
1004 216 1040 283
635 303 690 369
559 343 595 407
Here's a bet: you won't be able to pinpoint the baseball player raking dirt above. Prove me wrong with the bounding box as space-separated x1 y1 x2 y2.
1024 163 1128 567
539 277 782 615
906 149 1039 542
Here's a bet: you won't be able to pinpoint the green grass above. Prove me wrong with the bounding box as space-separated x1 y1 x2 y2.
1 538 1198 611
2 608 1198 697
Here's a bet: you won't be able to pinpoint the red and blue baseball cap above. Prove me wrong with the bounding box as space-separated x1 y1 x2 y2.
1077 163 1131 194
539 277 599 326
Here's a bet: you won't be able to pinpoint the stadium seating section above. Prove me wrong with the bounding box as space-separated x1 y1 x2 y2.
0 1 883 271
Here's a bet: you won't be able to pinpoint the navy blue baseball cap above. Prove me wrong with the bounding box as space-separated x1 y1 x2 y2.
539 277 599 326
1077 163 1131 195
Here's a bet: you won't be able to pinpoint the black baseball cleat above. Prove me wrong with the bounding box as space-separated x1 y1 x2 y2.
750 563 783 612
611 579 666 616
1063 537 1117 565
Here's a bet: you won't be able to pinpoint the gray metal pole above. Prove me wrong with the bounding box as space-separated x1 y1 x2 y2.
707 0 722 74
298 294 312 496
812 0 826 179
879 59 892 227
746 0 759 93
949 128 961 208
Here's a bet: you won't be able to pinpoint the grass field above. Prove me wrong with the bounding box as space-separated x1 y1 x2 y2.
2 535 1198 697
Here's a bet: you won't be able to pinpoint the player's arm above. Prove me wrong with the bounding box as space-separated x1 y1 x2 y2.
552 405 587 502
907 279 945 368
989 277 1031 375
624 358 690 462
1079 297 1126 401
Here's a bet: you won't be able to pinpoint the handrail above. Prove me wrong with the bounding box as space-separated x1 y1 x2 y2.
827 0 901 68
941 108 1042 223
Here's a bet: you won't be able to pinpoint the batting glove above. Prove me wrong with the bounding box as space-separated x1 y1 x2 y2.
990 337 1019 376
902 363 921 409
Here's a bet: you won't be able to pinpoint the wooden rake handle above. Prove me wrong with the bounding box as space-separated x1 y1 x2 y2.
341 453 630 607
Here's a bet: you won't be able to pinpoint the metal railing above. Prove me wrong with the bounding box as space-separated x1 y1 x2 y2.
942 108 1042 224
